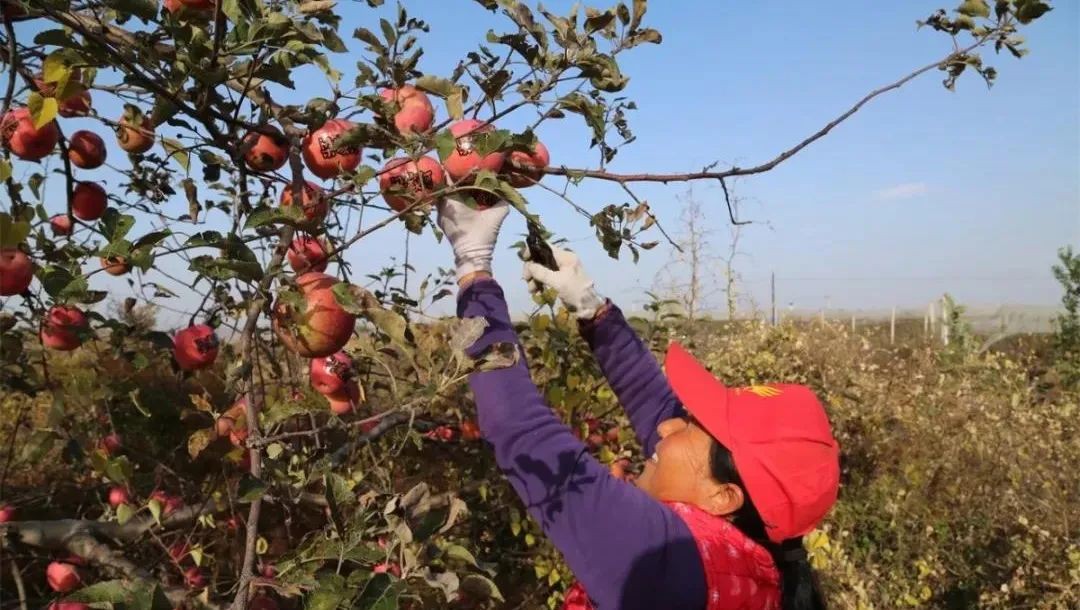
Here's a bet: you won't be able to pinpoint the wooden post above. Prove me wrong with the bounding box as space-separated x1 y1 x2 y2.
940 296 950 346
770 272 776 327
850 314 856 332
890 306 897 345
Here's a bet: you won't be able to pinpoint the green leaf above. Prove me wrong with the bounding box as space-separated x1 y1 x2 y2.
356 573 404 610
353 27 385 51
148 498 163 525
0 213 30 247
446 88 464 121
188 429 212 459
244 205 303 229
631 0 647 30
66 579 172 610
326 472 355 507
434 129 457 162
27 93 58 130
27 173 44 200
379 18 397 46
414 74 457 98
444 544 478 568
116 502 135 525
321 26 348 52
460 574 504 603
958 0 991 17
103 0 158 21
41 53 72 85
1015 0 1051 23
162 138 190 172
307 573 351 610
105 455 135 485
132 230 171 249
0 158 10 182
585 9 616 33
238 474 268 502
189 255 264 283
221 0 244 24
101 209 136 242
37 266 85 299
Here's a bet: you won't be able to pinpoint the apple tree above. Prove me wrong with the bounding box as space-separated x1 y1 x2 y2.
0 0 1053 609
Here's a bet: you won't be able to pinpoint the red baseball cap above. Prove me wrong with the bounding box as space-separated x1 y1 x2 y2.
664 342 841 543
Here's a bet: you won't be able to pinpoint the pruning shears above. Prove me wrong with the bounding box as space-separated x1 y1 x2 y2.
525 219 559 271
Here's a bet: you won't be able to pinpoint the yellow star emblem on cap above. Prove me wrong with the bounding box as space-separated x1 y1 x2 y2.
738 384 783 398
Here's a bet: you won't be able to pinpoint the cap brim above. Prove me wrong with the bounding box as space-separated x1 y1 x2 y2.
664 343 733 449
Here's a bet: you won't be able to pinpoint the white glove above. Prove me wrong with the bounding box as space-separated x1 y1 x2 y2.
522 245 607 319
436 194 510 279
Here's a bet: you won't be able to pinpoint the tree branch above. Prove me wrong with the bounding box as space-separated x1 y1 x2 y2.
541 36 991 188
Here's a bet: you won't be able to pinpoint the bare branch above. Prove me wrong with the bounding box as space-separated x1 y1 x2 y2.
542 36 992 189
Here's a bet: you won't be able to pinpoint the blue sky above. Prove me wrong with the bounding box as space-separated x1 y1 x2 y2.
7 1 1078 328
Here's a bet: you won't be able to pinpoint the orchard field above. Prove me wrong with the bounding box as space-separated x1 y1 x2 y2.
0 0 1076 609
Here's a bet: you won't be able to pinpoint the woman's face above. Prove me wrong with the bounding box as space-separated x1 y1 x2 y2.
633 417 744 516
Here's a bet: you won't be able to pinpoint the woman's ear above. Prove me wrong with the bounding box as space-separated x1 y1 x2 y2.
700 482 745 517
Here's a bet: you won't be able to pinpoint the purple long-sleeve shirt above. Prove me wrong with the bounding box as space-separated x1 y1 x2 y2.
458 279 707 610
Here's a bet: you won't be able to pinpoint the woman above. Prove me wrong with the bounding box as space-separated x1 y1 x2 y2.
436 195 841 610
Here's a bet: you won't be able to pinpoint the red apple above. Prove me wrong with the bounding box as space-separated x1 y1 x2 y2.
0 248 33 296
372 562 401 577
0 503 14 522
168 542 191 563
287 236 329 273
460 420 481 442
183 566 206 589
279 181 328 226
49 604 91 610
243 126 289 172
326 380 361 415
258 562 276 579
40 305 88 351
379 86 435 135
72 181 107 221
378 156 446 212
605 427 620 443
425 425 456 442
58 89 91 118
173 324 218 371
149 490 183 516
50 214 73 236
301 119 361 179
1 107 59 160
67 130 107 169
310 350 353 396
272 272 356 358
108 486 131 508
443 119 506 182
116 115 155 154
100 433 122 455
100 256 130 276
46 560 82 593
505 140 550 188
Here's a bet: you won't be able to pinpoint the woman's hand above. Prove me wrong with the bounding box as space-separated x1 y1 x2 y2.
436 195 510 285
522 244 607 319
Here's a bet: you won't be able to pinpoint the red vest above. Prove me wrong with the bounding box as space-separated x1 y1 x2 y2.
562 501 781 610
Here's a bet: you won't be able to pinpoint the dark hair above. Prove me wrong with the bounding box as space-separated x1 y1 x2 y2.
709 440 827 610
